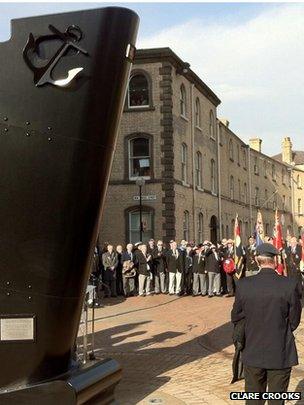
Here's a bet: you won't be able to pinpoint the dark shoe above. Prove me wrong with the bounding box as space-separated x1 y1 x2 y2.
201 293 207 297
208 294 214 298
225 294 234 298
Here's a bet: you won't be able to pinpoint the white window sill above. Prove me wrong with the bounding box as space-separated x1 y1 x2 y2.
195 126 202 132
182 182 191 188
180 114 189 122
197 186 204 192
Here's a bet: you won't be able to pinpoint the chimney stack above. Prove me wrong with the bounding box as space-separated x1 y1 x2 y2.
281 137 293 164
249 138 262 153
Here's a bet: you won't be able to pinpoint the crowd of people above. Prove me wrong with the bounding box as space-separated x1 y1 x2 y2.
89 235 304 305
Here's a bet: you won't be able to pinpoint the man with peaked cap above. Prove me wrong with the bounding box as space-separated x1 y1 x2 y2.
231 243 302 404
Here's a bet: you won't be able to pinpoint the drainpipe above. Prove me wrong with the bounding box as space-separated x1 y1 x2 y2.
217 120 222 240
190 83 196 241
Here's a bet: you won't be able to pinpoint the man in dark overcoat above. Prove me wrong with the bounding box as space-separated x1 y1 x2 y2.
231 243 302 404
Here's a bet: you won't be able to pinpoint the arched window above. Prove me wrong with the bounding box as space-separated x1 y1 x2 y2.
127 206 154 243
297 174 302 188
211 159 216 193
209 110 215 139
128 73 150 108
229 139 234 161
265 223 270 236
196 151 202 188
180 84 187 117
237 145 240 165
254 156 259 175
183 210 190 240
230 176 234 200
272 164 276 181
238 179 241 201
197 213 203 243
265 189 268 208
282 195 286 210
243 148 247 168
254 187 259 206
282 168 285 185
244 183 247 204
128 137 151 180
195 98 201 128
298 199 302 215
263 160 267 177
181 143 188 183
273 195 277 210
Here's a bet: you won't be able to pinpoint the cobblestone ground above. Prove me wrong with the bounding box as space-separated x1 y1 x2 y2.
84 294 304 405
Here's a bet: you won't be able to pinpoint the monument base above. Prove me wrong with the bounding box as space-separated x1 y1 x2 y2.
0 358 121 405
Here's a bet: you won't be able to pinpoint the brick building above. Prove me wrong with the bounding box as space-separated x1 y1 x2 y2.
99 47 303 246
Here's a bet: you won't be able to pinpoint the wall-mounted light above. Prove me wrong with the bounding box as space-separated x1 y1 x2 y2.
177 62 190 75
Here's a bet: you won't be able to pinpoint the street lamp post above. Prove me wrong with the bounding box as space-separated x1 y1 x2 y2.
136 177 145 241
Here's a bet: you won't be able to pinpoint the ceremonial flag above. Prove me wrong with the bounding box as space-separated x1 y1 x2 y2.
273 209 285 275
255 210 265 246
234 214 244 279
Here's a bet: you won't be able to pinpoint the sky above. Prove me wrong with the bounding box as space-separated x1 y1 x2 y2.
0 2 303 156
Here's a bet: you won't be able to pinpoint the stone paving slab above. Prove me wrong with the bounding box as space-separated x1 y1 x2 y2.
83 295 304 405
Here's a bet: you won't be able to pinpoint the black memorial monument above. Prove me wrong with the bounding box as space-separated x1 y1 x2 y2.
0 7 139 404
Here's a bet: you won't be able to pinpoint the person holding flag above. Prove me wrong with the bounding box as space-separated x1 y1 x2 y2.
273 209 287 276
223 214 245 297
234 214 245 280
254 210 265 246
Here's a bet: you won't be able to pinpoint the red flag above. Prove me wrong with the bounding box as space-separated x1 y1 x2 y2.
273 209 283 250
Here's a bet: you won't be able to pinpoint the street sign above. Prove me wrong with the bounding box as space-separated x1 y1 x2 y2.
133 195 157 201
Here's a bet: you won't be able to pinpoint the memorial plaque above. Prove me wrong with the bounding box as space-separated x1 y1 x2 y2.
0 317 35 342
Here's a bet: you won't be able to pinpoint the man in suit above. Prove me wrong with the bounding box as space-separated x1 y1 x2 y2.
102 244 118 298
224 239 236 297
121 243 136 297
166 240 185 295
152 240 167 294
192 243 207 296
285 237 302 285
245 236 259 277
231 243 302 404
134 243 153 296
205 244 221 297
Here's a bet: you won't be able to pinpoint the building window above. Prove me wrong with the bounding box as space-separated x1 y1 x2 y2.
281 168 285 185
129 137 151 180
297 174 302 188
128 209 153 243
254 156 259 175
283 195 286 211
272 164 276 181
195 98 201 128
127 74 150 108
229 140 234 161
298 199 302 215
238 179 241 201
183 210 190 240
244 183 247 204
237 145 240 165
243 149 247 168
209 110 215 139
263 160 267 178
254 187 259 206
211 159 216 193
181 143 188 183
180 84 187 117
265 223 270 235
197 213 203 243
230 175 234 200
196 151 202 188
265 189 268 208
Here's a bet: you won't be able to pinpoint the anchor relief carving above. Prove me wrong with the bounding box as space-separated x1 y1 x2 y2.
23 24 89 87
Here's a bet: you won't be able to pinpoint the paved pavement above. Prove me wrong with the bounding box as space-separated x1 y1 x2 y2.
83 294 304 405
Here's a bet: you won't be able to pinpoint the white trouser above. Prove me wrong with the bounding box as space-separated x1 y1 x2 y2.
169 271 182 294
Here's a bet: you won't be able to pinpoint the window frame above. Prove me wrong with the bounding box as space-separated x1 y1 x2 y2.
127 71 152 110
